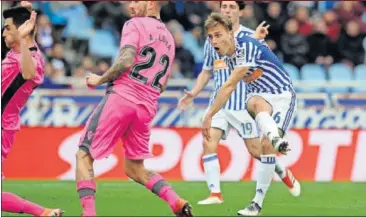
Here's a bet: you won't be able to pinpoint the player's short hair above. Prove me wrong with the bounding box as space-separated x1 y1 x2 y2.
3 7 31 28
219 1 246 10
205 12 233 32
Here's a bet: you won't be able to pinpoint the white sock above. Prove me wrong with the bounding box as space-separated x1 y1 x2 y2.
255 112 280 142
202 154 221 194
253 154 276 208
275 158 286 179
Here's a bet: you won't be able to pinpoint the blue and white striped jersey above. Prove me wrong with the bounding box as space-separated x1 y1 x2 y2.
203 25 263 111
226 35 293 94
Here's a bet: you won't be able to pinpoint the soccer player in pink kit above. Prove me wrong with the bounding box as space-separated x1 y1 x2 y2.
1 4 63 217
77 2 193 216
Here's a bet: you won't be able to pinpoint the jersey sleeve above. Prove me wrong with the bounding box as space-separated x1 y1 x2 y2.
120 19 140 49
202 38 213 71
235 41 259 68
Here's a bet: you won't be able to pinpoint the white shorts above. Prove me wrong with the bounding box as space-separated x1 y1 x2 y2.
203 109 259 140
246 89 297 135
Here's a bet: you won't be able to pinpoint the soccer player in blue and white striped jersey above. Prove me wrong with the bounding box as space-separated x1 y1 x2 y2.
178 1 300 209
202 12 298 216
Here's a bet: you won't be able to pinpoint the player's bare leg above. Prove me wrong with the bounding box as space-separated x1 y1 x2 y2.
1 192 63 216
245 138 301 197
75 149 96 216
198 128 224 205
124 158 193 217
247 96 290 154
238 137 276 216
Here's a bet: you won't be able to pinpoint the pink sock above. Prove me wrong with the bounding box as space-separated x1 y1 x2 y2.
77 180 96 216
146 174 180 212
2 192 44 216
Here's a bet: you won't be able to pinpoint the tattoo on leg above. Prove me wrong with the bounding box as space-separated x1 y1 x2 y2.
146 171 157 180
88 169 94 179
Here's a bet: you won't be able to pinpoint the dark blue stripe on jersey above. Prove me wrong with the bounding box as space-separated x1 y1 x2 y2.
1 73 27 115
245 42 250 63
258 60 291 84
250 43 257 63
251 80 267 92
283 88 296 131
208 44 213 67
262 74 281 90
267 61 291 84
239 81 243 110
257 77 275 93
233 77 237 109
259 64 287 87
257 64 291 90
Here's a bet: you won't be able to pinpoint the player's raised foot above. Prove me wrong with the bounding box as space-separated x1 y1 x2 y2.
174 199 193 217
237 201 261 216
197 193 224 205
282 169 301 197
272 137 290 154
41 208 64 216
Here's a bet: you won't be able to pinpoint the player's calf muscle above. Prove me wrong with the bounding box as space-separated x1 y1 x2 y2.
75 149 94 181
244 138 262 159
203 138 218 155
202 128 223 155
124 159 148 185
261 137 276 155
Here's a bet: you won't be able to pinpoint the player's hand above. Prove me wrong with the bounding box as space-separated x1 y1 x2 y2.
86 73 103 88
254 21 270 40
178 89 195 110
17 11 37 39
201 112 213 141
20 1 33 10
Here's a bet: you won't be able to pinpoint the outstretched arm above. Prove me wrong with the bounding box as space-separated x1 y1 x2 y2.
206 66 248 117
18 11 37 80
98 46 136 84
252 21 270 41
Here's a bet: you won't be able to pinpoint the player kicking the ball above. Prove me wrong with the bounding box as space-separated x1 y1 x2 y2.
178 1 300 206
1 2 63 216
77 1 192 216
202 13 298 216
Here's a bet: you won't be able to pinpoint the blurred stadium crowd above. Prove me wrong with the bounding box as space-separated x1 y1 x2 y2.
2 1 366 91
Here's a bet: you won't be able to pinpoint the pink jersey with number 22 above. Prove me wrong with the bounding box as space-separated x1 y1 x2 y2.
111 17 175 115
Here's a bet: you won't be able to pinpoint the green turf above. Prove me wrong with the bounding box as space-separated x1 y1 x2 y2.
2 181 366 216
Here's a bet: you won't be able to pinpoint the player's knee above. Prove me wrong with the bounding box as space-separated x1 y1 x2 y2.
76 148 92 162
248 96 271 114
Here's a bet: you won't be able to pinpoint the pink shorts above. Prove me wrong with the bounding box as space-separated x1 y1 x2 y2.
78 93 154 160
2 129 15 162
2 129 16 179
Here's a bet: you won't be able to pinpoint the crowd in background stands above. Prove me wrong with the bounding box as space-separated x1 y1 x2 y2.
1 1 366 89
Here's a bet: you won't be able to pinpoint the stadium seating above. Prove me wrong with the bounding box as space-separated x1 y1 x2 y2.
354 64 366 92
284 63 300 81
300 64 327 92
59 4 93 40
89 30 119 58
283 63 301 92
326 63 353 93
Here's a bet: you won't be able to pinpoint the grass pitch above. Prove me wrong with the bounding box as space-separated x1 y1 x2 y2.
2 181 366 216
